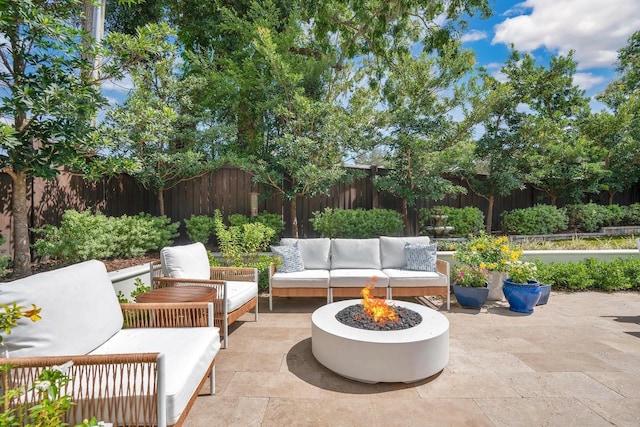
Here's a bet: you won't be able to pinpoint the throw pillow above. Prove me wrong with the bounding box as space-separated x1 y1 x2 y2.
271 243 305 273
404 242 438 272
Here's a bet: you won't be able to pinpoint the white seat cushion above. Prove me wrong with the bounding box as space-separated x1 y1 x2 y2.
329 269 389 287
226 281 258 312
90 327 221 425
0 260 123 357
383 268 448 287
161 243 210 279
271 270 330 288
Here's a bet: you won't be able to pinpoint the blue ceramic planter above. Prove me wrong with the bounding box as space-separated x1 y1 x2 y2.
502 279 541 313
536 284 551 305
452 284 489 309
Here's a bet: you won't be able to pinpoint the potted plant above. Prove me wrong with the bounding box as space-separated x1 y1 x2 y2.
453 233 522 300
451 265 489 309
503 261 542 313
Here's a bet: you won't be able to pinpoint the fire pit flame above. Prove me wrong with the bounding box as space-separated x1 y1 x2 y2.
361 278 398 325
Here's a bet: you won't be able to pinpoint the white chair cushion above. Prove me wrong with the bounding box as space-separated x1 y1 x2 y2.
383 268 448 287
330 239 381 269
380 236 431 269
280 238 331 269
90 327 220 425
225 281 258 312
0 260 123 357
271 270 331 288
161 242 210 280
329 269 389 287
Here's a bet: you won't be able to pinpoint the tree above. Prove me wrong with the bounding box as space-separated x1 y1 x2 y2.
0 1 169 276
373 44 476 232
100 24 217 216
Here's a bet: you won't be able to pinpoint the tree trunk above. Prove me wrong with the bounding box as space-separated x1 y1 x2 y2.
608 191 615 205
11 170 31 277
402 198 409 236
486 195 495 234
158 189 165 217
290 197 298 238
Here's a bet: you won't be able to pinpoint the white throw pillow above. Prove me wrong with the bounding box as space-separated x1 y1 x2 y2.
161 242 211 279
271 243 305 273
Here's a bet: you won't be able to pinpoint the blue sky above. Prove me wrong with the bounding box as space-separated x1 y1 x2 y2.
460 0 640 110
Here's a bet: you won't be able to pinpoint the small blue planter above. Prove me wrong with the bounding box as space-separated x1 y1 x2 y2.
536 284 551 305
502 279 541 313
452 284 489 309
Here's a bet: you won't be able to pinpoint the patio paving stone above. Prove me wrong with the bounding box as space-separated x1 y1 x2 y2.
183 291 640 426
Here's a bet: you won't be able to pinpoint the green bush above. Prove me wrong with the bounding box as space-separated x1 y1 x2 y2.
419 206 484 237
32 210 179 262
212 210 275 266
565 203 619 232
228 213 250 226
184 215 217 244
536 258 640 292
310 208 403 238
501 205 568 235
0 234 10 277
623 203 640 225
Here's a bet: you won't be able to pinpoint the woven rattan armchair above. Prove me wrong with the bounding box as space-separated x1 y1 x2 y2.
0 301 218 427
150 243 259 348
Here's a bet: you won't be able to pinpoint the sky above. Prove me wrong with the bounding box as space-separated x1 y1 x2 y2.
460 0 640 110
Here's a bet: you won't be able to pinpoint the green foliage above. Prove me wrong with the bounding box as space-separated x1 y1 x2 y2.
228 212 284 244
228 214 250 226
566 203 618 232
119 278 152 303
0 235 10 277
212 210 275 266
623 203 640 225
32 210 178 263
310 208 404 238
501 205 569 235
184 215 217 245
536 258 640 291
419 206 484 237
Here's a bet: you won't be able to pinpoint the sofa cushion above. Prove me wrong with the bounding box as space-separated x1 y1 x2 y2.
329 269 389 287
404 242 438 272
89 327 221 425
280 238 331 269
226 280 258 312
330 239 381 269
0 260 123 357
271 270 330 289
380 236 431 269
161 242 210 279
271 243 305 273
383 269 448 287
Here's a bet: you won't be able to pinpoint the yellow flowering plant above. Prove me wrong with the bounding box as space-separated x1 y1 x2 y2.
506 261 538 284
453 232 522 272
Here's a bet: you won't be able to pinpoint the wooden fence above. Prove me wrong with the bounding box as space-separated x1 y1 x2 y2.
1 165 639 256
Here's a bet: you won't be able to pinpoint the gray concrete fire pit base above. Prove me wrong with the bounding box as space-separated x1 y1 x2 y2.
311 299 449 383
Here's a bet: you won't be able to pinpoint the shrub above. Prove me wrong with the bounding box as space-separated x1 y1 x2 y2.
565 203 618 232
230 212 284 244
0 234 11 277
535 260 594 291
535 258 640 292
310 208 403 238
212 210 275 265
622 203 640 225
501 204 568 235
184 215 217 244
32 210 178 262
419 206 484 237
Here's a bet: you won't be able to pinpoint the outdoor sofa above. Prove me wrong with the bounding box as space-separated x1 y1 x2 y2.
151 242 259 348
269 236 450 310
0 260 220 427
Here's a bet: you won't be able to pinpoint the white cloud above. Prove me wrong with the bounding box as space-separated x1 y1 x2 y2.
101 73 133 92
461 30 487 43
492 0 640 69
573 72 605 91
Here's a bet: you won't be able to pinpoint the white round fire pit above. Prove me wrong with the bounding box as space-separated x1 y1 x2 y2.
311 299 449 383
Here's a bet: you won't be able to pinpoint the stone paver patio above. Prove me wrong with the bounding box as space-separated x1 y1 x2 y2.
185 292 640 426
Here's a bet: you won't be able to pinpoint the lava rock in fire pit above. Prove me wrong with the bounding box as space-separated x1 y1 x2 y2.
335 304 422 331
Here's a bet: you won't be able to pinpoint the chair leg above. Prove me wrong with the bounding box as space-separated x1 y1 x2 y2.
209 365 215 395
269 294 273 311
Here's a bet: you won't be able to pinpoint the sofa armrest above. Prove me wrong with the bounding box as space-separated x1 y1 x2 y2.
209 266 257 282
0 352 165 427
120 302 215 328
436 259 450 282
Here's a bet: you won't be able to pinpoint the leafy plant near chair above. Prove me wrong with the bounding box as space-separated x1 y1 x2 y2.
452 265 489 287
505 261 538 284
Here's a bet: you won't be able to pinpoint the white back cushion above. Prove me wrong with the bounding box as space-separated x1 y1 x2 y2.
331 238 381 269
280 238 331 269
380 236 431 269
161 242 210 279
0 260 123 357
